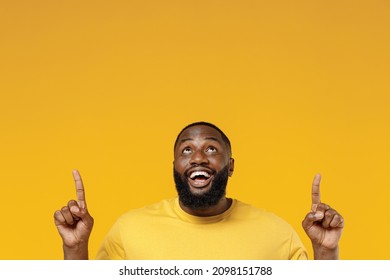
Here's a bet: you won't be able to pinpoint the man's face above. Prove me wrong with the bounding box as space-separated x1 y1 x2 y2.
173 125 234 209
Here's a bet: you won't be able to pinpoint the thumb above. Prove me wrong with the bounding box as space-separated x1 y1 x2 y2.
70 206 94 228
302 211 324 230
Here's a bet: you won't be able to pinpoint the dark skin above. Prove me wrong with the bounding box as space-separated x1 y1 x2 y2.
54 124 344 259
53 170 93 260
173 125 234 217
302 174 344 259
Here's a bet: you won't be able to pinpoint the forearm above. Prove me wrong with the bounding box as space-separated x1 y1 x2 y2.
313 244 339 260
63 243 89 260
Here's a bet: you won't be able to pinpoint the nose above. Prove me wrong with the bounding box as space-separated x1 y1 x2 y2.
189 150 209 165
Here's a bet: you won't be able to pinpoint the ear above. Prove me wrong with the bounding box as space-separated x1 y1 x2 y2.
228 158 235 177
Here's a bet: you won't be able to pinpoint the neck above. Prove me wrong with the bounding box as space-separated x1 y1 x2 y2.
179 196 232 217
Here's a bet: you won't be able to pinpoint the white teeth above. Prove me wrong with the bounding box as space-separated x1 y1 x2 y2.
190 171 211 179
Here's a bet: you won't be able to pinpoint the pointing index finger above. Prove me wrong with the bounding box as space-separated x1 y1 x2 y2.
311 173 321 211
73 169 87 209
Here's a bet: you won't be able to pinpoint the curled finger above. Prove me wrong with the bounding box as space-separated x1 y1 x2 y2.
329 213 344 228
60 206 75 225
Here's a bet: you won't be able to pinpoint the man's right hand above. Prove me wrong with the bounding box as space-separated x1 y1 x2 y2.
54 170 94 260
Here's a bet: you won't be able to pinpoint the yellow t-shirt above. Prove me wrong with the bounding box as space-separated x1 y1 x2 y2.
96 198 308 260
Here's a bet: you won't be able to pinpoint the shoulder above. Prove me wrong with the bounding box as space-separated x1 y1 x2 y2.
116 198 176 224
231 200 295 231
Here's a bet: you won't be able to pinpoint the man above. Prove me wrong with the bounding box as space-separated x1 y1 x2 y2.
54 122 344 259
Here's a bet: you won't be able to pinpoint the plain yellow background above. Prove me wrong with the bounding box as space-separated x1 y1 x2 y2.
1 1 389 259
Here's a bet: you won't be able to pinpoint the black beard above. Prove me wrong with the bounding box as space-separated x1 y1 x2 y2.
174 165 229 210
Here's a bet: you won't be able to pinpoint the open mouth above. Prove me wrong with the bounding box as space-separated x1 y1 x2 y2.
188 170 214 188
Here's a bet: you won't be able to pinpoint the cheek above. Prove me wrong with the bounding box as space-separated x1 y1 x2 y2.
174 158 188 171
210 157 229 169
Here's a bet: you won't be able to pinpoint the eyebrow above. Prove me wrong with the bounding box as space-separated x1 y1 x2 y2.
179 136 221 144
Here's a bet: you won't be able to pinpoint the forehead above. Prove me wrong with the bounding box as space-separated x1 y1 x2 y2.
177 125 224 144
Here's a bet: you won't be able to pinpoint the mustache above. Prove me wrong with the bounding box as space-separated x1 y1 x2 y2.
184 165 216 177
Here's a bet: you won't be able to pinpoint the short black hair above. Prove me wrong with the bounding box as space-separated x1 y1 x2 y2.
174 121 232 155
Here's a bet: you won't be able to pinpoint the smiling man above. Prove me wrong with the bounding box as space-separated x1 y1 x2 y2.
173 123 234 217
54 121 344 260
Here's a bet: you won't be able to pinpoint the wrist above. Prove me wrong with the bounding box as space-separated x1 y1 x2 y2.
63 242 89 260
313 244 339 260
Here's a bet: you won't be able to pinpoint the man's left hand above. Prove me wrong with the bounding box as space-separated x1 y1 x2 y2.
302 174 344 259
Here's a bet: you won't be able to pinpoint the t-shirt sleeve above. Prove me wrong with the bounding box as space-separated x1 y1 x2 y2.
289 230 308 260
95 219 126 260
